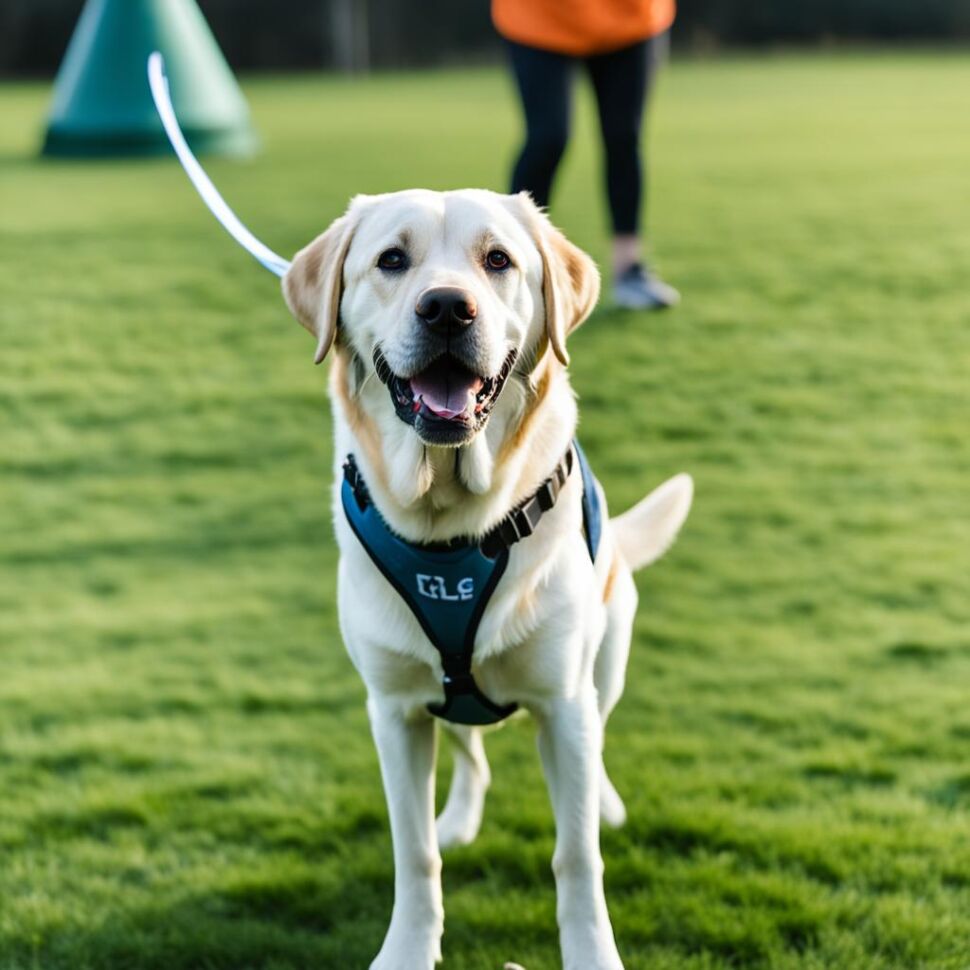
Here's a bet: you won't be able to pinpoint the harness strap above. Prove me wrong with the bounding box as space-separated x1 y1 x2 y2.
574 440 602 561
346 449 575 560
481 448 573 558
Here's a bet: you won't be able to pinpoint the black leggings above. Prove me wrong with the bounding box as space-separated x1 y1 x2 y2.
508 36 664 235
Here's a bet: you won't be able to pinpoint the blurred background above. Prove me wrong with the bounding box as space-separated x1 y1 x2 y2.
3 0 970 76
2 3 969 970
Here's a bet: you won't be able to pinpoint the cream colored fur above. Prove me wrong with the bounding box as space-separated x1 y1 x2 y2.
282 189 693 970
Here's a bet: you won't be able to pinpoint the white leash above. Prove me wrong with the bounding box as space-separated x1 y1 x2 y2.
146 51 291 279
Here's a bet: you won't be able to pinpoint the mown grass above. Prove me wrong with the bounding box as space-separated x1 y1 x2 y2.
1 51 969 969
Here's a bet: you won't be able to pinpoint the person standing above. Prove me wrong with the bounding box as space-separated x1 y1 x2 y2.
493 0 679 309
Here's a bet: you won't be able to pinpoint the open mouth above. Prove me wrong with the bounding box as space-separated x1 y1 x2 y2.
373 347 517 443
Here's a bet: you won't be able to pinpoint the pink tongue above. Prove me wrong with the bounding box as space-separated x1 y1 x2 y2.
411 367 484 420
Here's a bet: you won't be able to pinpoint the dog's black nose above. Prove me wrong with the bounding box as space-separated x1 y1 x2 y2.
415 287 477 334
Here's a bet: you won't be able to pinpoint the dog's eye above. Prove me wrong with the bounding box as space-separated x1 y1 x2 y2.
377 248 408 272
485 249 511 272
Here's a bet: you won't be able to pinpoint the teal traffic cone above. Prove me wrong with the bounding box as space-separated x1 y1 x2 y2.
42 0 256 157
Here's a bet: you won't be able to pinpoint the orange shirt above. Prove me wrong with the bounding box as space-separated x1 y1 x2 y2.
492 0 676 57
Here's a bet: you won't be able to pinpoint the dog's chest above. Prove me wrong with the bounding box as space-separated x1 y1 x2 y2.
337 506 596 714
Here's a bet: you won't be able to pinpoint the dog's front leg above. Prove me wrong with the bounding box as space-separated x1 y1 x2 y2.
536 689 624 970
368 697 443 970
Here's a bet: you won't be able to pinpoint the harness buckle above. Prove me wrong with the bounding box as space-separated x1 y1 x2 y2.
440 650 476 695
442 671 477 695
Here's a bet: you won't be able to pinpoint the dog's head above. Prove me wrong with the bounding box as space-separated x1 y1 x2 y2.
282 189 598 448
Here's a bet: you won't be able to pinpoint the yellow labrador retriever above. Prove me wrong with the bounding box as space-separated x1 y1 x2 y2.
282 189 692 970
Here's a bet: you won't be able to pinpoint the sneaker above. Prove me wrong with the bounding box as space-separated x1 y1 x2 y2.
613 263 680 310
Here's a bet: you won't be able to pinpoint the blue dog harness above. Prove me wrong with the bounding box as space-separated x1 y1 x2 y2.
341 441 602 725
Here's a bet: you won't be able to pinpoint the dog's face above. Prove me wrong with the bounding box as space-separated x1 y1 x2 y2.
283 190 599 447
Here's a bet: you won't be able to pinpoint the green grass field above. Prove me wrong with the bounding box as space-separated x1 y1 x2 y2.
2 51 969 970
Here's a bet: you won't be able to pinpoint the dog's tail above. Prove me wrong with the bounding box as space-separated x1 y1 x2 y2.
611 473 693 572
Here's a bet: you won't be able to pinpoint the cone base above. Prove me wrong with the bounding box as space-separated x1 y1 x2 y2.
42 123 256 158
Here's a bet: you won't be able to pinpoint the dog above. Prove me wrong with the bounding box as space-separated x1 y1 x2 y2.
282 188 693 970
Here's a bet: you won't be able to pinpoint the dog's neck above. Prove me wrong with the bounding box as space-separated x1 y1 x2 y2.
331 347 577 544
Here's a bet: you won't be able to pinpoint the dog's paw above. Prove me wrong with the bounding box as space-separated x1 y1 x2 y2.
562 939 625 970
599 773 627 829
564 954 624 970
435 803 481 849
369 925 442 970
370 946 440 970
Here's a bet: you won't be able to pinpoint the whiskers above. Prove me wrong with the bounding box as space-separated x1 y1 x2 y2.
355 367 378 398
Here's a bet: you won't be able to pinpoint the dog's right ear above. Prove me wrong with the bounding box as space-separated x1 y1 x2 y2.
512 192 600 367
282 212 357 364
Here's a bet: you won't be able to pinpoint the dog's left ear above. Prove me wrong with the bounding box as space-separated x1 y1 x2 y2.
282 211 358 364
517 193 600 366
